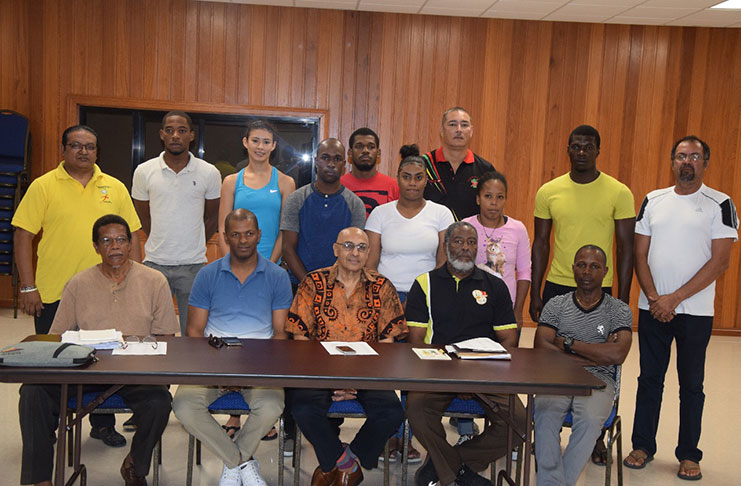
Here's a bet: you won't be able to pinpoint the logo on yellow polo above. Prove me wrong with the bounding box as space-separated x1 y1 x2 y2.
472 289 487 305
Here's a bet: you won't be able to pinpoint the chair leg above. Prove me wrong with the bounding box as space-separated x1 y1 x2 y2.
278 417 284 486
616 418 623 486
186 434 195 486
515 444 522 486
293 427 302 486
383 440 389 486
401 419 409 486
152 440 160 486
196 438 202 465
67 410 74 467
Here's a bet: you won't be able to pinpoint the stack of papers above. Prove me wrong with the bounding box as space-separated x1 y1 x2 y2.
445 337 511 360
61 329 123 350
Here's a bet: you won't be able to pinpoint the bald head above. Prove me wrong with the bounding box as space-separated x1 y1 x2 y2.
333 227 369 273
317 138 345 154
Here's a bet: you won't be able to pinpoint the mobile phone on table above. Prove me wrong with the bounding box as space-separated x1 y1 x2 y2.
336 345 356 354
222 337 242 346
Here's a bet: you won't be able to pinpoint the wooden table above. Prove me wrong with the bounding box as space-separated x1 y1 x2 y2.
1 337 604 486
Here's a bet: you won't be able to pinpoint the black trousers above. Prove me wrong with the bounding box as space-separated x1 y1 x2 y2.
19 384 171 485
631 310 712 463
289 388 403 472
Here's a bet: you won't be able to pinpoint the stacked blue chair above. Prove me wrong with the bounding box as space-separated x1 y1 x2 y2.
0 110 30 317
290 399 391 486
67 392 162 485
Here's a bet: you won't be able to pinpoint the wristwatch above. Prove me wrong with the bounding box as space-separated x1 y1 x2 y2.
563 337 575 354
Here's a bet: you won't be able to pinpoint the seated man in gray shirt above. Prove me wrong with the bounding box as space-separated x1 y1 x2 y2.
533 245 632 486
18 214 179 486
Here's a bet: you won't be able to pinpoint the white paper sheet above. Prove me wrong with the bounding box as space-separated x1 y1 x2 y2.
111 342 167 356
321 341 377 356
62 330 123 350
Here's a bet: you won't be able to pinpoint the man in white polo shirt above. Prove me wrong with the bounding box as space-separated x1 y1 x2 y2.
132 111 221 335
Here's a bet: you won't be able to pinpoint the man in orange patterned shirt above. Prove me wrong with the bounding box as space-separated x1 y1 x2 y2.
286 227 406 486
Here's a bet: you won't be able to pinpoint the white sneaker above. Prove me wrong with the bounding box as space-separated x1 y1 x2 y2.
284 437 295 457
219 463 242 486
239 459 267 486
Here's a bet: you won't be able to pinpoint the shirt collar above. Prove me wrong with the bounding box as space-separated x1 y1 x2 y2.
326 262 373 286
218 253 267 278
56 161 103 181
157 151 195 174
434 147 475 164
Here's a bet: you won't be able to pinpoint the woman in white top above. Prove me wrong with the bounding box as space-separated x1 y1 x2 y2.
366 145 454 302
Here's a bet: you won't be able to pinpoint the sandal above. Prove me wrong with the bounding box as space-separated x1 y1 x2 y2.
623 449 653 469
261 426 278 441
591 440 608 466
221 425 241 438
677 460 702 481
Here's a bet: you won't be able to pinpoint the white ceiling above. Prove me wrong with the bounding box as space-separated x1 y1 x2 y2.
199 0 741 27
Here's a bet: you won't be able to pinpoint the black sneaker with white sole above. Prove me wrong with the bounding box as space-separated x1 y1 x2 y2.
455 464 491 486
415 455 438 486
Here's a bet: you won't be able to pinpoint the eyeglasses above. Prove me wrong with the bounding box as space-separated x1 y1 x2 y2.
66 142 97 152
568 143 596 153
98 236 129 247
674 153 703 162
208 334 225 349
336 241 369 253
122 335 158 349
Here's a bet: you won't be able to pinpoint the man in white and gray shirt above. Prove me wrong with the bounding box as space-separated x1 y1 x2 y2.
132 111 221 335
533 245 632 486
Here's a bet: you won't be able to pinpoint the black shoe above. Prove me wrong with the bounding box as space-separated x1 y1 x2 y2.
123 417 137 432
455 464 491 486
90 426 127 447
415 455 438 486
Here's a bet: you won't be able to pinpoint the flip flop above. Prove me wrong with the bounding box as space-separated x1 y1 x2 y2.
623 449 653 469
677 460 702 481
591 440 608 466
221 425 241 438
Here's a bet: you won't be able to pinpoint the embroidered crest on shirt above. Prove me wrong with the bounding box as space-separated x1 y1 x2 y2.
597 325 605 336
100 188 111 203
472 289 488 305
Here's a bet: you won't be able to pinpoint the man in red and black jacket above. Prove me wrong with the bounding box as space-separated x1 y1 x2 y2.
423 107 494 221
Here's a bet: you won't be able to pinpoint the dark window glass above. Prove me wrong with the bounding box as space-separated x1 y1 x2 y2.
79 106 319 190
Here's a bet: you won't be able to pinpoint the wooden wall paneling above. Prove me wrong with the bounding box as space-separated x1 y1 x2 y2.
195 1 213 102
222 3 239 105
242 5 262 106
350 12 370 134
440 17 461 149
302 9 319 113
154 1 174 100
209 2 227 104
273 7 292 107
312 10 332 112
142 0 160 99
288 8 307 110
181 0 199 102
376 13 397 176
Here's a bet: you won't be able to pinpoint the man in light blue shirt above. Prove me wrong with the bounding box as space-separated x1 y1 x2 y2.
173 209 292 486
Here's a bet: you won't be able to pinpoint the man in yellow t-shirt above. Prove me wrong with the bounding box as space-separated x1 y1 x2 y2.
530 125 635 323
529 125 635 464
13 125 142 333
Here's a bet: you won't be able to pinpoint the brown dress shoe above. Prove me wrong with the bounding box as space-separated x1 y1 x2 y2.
120 454 147 486
336 462 363 486
311 465 338 486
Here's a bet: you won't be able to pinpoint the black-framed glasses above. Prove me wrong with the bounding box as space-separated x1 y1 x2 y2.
122 335 158 349
336 241 369 253
66 142 97 152
208 334 225 349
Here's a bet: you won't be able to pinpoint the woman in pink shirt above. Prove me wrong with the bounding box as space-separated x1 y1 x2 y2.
463 171 531 333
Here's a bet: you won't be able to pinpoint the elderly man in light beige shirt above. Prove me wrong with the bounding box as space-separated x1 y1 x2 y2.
18 214 178 486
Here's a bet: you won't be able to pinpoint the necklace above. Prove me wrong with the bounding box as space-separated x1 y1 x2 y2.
575 292 600 310
478 215 505 242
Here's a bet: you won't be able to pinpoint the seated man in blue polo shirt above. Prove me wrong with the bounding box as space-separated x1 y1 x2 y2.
172 209 293 486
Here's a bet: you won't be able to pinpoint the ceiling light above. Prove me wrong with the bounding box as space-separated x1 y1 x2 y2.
710 0 741 9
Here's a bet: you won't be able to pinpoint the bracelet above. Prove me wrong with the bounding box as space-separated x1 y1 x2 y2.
19 286 37 294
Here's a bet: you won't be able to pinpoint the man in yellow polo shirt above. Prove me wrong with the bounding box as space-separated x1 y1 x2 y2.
12 124 142 448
